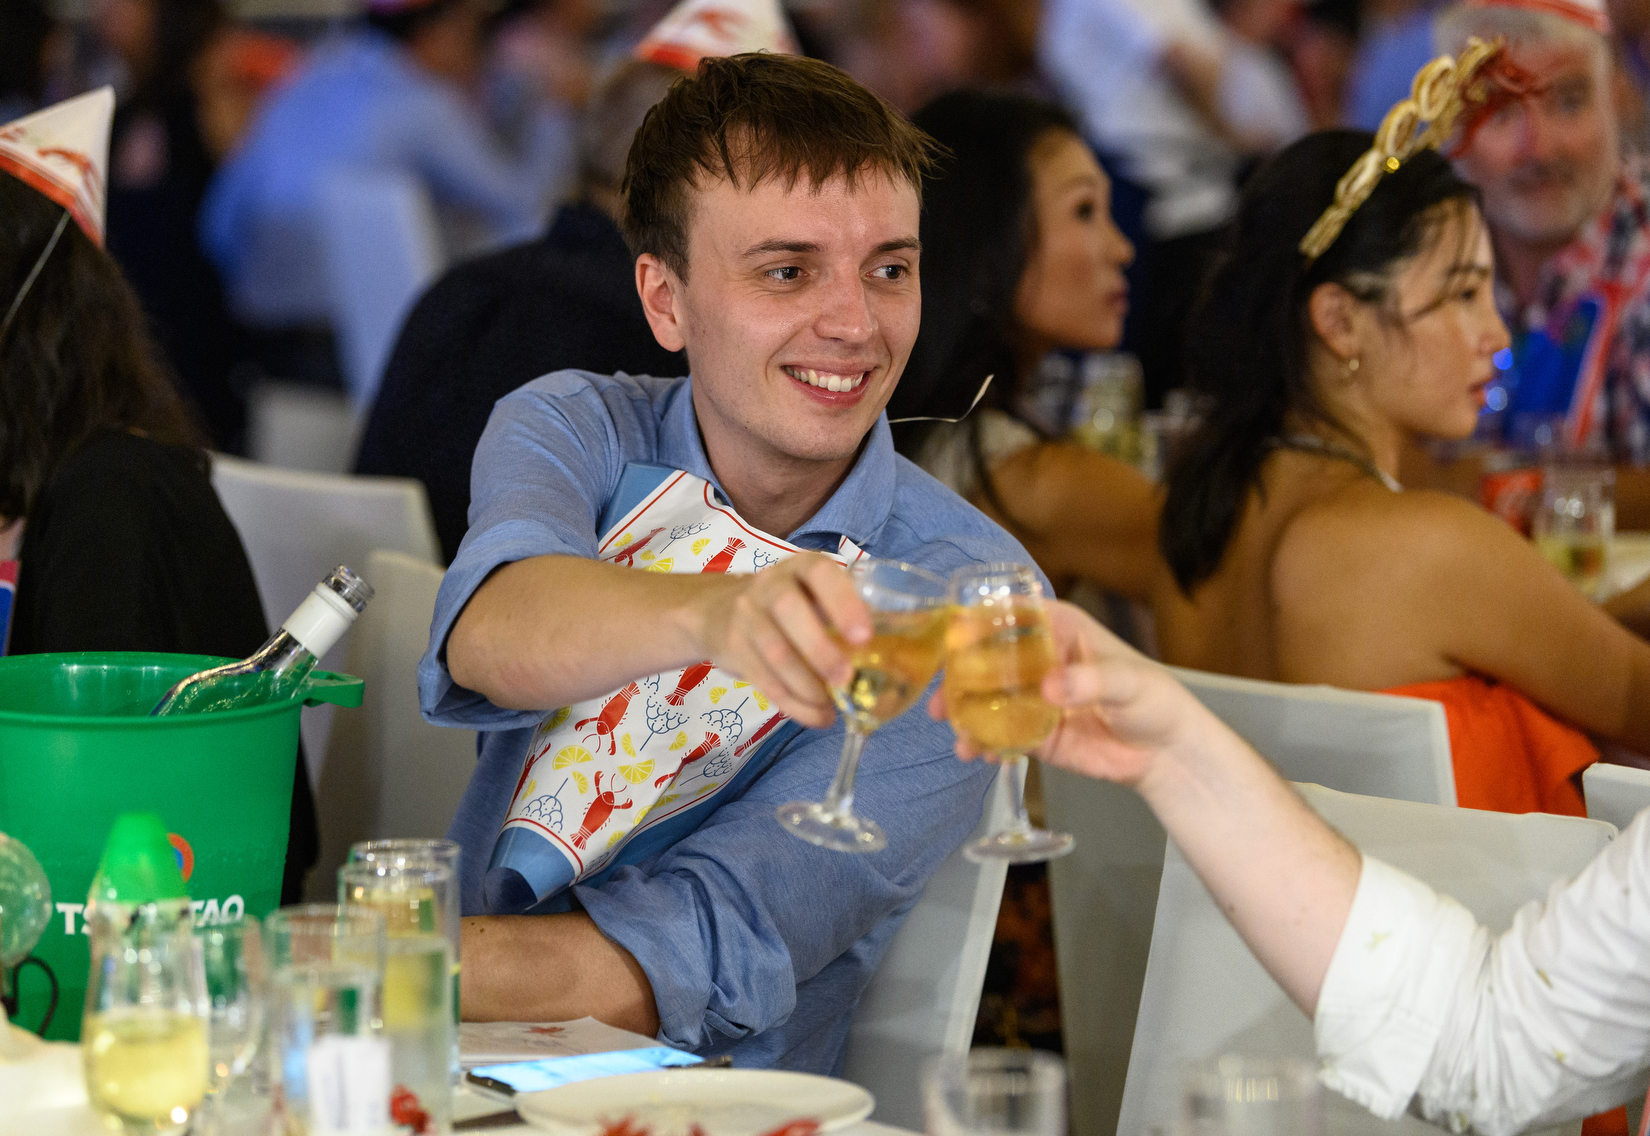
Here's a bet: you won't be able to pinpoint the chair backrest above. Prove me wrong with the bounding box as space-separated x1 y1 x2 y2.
1584 762 1650 833
1048 672 1455 1136
311 549 476 897
1117 783 1622 1136
1042 771 1166 1136
315 169 445 408
245 380 359 475
1170 668 1456 807
210 455 442 783
843 770 1014 1129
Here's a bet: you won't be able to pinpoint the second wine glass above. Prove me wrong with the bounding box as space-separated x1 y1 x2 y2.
775 559 950 853
945 564 1074 863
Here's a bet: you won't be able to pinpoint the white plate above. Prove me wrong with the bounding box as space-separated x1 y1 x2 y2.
516 1069 875 1136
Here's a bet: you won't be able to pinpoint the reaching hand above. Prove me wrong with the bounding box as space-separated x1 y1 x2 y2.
698 553 871 729
930 600 1220 788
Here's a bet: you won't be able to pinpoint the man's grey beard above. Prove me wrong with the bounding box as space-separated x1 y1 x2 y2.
1489 158 1612 246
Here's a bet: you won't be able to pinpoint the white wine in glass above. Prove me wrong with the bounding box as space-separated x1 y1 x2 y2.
946 564 1074 863
83 919 210 1135
776 559 949 853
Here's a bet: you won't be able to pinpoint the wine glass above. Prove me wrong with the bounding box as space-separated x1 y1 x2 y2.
922 1048 1067 1136
196 915 265 1098
776 559 950 853
945 564 1074 863
1183 1056 1323 1136
82 913 210 1135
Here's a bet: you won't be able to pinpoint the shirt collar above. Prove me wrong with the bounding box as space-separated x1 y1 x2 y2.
655 378 897 548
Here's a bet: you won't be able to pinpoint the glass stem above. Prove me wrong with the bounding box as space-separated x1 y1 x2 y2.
824 726 869 817
1005 754 1033 835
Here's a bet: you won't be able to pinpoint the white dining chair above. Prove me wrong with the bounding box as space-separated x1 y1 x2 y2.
1584 761 1650 833
309 549 477 898
315 168 445 409
1169 667 1456 806
1048 670 1456 1136
245 379 360 475
210 455 442 784
842 769 1013 1129
1116 783 1630 1136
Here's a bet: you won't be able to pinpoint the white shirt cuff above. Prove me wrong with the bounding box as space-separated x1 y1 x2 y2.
1314 855 1484 1120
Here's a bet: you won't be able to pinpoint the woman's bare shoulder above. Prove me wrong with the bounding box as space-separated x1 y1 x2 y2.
1273 483 1519 592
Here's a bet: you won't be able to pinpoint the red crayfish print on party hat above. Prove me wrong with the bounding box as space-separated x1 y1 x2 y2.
482 469 866 914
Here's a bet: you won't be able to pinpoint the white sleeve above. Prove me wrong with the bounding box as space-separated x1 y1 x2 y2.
1314 856 1485 1120
1316 818 1650 1136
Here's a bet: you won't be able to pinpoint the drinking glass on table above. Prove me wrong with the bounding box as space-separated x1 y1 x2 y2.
1535 464 1615 598
195 914 266 1100
82 914 210 1134
922 1048 1067 1136
267 904 388 1135
340 858 455 1133
945 564 1073 863
350 838 461 1085
1183 1056 1323 1136
775 559 950 853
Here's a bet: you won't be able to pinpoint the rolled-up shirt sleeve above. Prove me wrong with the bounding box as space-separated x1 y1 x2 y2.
417 371 663 728
1316 814 1650 1134
574 697 995 1055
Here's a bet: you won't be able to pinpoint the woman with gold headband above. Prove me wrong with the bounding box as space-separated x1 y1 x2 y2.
1152 42 1650 817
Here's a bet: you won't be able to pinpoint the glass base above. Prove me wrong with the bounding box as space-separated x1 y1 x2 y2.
965 826 1075 864
775 801 888 853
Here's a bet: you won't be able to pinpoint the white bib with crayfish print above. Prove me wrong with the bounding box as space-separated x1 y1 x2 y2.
482 468 865 913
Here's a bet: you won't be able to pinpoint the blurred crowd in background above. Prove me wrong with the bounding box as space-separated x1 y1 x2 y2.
8 0 1581 455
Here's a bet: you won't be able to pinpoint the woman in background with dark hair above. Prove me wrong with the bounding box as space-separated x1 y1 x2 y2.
1152 125 1650 817
888 90 1159 601
0 100 315 898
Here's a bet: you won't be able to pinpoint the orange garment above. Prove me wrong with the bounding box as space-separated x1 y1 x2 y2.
1382 675 1596 817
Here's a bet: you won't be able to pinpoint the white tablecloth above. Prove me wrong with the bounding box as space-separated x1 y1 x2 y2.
0 1022 921 1136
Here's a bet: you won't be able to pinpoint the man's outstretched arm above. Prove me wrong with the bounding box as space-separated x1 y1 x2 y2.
445 551 870 729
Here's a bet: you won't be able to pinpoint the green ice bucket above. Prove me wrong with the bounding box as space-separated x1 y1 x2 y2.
0 651 363 1040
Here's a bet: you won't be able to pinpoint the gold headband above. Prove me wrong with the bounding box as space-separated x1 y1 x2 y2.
1299 37 1508 263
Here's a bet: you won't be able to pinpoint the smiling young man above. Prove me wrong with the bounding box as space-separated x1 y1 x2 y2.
417 53 1035 1071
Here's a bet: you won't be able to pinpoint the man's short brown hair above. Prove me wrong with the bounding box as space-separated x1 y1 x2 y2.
620 53 942 279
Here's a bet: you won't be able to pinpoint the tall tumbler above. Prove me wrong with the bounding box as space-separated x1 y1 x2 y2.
350 838 461 1084
340 858 455 1133
266 905 387 1136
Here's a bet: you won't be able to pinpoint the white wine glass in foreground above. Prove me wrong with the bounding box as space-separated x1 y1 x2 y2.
776 559 950 853
82 911 209 1134
945 565 1073 863
1182 1056 1322 1136
922 1048 1066 1136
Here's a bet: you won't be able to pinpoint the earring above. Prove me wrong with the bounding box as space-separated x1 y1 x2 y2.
1345 355 1361 374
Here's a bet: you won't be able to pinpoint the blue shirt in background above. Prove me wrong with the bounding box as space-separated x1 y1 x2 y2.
1346 7 1439 132
419 371 1039 1075
200 29 573 326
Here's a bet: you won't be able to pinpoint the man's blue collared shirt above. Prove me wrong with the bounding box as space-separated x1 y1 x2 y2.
419 371 1037 1074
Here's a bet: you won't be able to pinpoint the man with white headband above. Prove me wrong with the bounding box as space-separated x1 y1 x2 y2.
1434 0 1650 526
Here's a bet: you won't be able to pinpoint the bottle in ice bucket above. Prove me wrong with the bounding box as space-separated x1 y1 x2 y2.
81 813 210 1135
153 565 373 716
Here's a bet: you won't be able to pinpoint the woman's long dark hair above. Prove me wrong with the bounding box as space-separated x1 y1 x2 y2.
0 171 202 521
887 90 1079 523
1160 130 1479 595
